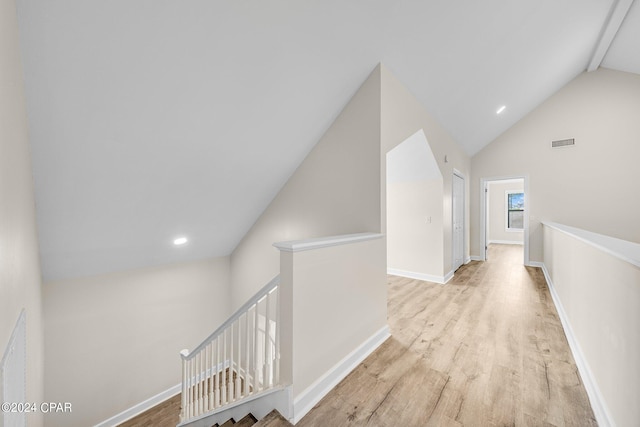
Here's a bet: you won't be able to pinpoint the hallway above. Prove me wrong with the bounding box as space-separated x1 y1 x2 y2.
297 244 596 426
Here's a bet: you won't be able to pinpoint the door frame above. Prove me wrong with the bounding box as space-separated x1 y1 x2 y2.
452 169 466 272
479 175 530 265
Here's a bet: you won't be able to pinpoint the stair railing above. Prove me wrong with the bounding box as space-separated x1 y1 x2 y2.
179 275 281 423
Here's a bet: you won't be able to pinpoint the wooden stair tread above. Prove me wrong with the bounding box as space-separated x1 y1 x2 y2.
235 413 258 426
253 410 292 427
215 413 258 427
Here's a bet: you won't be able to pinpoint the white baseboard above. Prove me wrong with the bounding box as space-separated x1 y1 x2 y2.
470 255 483 262
464 256 471 264
488 240 524 245
94 383 181 427
526 261 544 268
387 268 450 285
540 264 614 427
292 325 391 424
95 359 232 427
443 269 454 284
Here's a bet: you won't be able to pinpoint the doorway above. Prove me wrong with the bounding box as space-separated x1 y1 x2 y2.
480 176 529 264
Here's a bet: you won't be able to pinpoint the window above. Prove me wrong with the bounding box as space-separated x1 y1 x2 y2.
506 191 524 230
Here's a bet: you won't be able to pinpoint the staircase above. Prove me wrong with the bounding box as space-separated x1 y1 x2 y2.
178 276 289 427
214 410 291 427
178 233 387 426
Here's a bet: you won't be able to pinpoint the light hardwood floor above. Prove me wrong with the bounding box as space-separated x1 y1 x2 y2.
119 244 596 426
297 244 596 426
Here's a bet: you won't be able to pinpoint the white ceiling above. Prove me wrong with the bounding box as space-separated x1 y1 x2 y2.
603 0 640 73
14 0 638 281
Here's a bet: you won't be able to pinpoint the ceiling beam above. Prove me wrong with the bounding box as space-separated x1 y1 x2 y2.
587 0 635 71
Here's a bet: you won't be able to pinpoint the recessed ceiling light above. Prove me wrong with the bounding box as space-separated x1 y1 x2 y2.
496 105 506 115
173 237 188 246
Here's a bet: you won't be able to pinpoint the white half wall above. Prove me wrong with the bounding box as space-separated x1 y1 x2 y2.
277 234 388 423
542 223 640 427
43 257 231 427
0 0 44 425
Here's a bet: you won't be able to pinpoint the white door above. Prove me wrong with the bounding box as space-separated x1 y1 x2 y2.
452 173 465 271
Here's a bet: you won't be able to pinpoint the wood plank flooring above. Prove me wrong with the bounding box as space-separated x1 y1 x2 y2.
118 244 596 426
297 244 596 426
118 393 181 427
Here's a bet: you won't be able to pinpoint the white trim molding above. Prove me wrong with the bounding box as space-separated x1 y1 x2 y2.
94 384 181 427
292 326 390 424
387 268 452 285
542 221 640 268
480 175 530 265
273 232 383 253
540 263 614 427
526 261 544 268
488 240 524 245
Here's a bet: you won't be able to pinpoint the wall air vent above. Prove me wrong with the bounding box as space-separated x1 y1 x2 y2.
551 138 575 148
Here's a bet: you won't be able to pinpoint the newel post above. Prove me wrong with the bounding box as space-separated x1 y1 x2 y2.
179 349 190 422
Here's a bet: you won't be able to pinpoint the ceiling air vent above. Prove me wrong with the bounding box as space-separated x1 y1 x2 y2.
552 138 575 148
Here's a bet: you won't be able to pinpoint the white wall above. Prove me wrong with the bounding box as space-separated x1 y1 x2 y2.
381 66 471 277
387 180 444 277
43 257 231 427
230 66 382 309
0 0 44 425
488 180 524 244
386 129 444 279
471 68 640 262
543 224 640 427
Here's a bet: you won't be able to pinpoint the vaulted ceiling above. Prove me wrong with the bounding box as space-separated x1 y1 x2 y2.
15 0 639 281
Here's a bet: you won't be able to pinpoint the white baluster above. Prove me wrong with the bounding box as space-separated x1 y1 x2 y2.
214 337 220 409
245 309 251 396
199 351 204 414
265 291 272 388
189 358 194 419
254 301 260 392
208 342 214 410
203 344 209 413
196 352 201 416
229 322 235 401
210 342 214 411
274 286 280 386
222 330 227 404
236 317 242 399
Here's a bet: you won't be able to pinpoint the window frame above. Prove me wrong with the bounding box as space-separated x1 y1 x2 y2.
505 190 524 232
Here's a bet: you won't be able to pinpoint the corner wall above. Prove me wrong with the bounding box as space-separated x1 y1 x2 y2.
0 0 44 425
471 68 640 262
229 66 382 308
43 257 231 427
380 66 471 277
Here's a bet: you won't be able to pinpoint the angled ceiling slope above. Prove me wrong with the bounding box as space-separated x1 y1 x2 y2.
14 0 636 281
